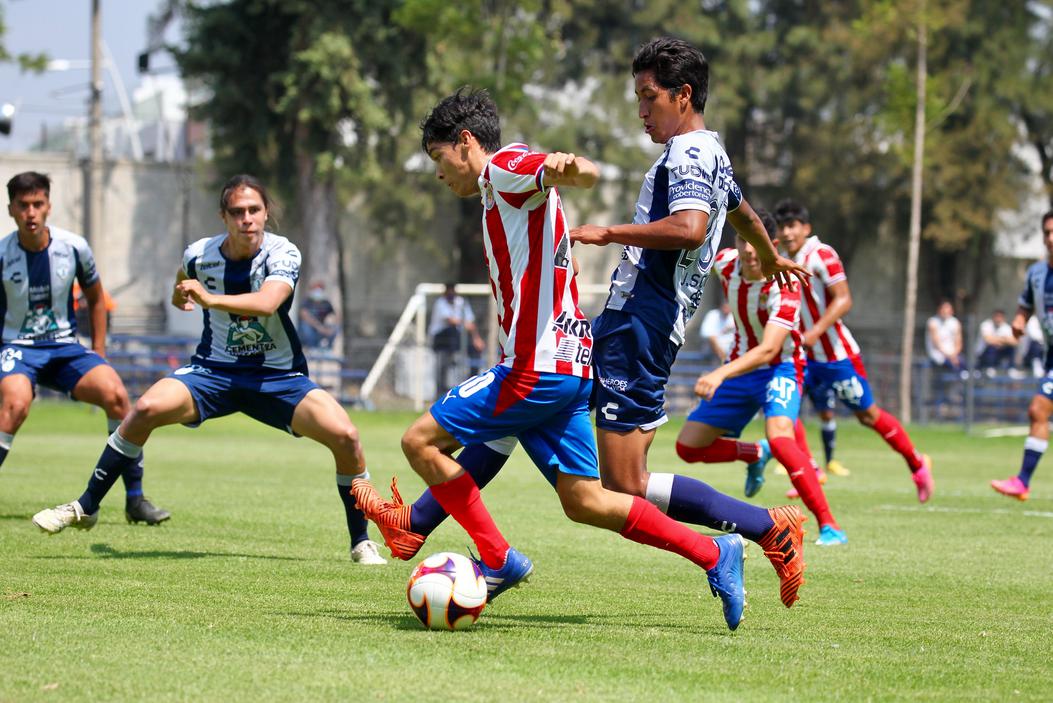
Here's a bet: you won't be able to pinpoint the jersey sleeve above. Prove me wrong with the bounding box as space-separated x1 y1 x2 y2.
813 244 847 287
766 283 801 331
265 240 301 289
1019 266 1036 310
664 138 715 215
72 237 100 288
182 238 208 279
488 149 548 208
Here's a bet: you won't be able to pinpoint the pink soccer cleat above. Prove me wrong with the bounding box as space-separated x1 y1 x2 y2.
912 456 935 503
990 476 1029 501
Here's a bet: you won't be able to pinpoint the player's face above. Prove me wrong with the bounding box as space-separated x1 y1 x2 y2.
427 141 479 198
777 219 811 256
1043 218 1053 259
8 189 51 238
736 237 763 280
635 71 689 144
221 186 267 251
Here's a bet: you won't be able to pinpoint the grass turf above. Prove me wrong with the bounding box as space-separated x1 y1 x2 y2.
1 402 1051 702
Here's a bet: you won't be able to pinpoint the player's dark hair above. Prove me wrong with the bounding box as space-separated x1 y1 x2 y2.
774 199 810 226
6 171 50 202
1042 210 1053 228
632 37 709 114
420 88 502 154
755 208 778 240
219 174 281 229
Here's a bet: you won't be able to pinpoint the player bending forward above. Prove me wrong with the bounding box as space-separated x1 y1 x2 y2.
676 218 848 547
360 88 751 630
32 175 385 564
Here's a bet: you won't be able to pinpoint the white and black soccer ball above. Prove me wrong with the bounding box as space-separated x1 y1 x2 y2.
406 552 488 630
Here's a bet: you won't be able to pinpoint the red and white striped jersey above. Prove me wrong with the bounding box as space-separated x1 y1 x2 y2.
792 237 860 362
714 248 804 367
477 143 592 378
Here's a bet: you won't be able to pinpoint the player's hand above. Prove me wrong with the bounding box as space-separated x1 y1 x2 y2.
761 253 810 290
171 282 195 311
802 328 821 348
694 371 725 400
1011 320 1026 340
543 152 578 180
176 279 214 309
569 224 609 246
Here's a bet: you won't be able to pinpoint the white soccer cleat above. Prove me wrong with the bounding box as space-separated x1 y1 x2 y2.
350 539 387 565
32 501 98 534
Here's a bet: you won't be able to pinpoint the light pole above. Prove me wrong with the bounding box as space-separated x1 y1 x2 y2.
84 0 103 248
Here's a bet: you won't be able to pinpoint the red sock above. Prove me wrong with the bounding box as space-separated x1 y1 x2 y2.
619 496 719 570
677 439 761 464
429 472 510 569
871 409 924 471
770 436 839 528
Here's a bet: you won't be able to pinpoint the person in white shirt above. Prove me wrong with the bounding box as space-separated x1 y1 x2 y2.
429 282 484 391
976 309 1016 372
699 301 735 363
926 300 963 371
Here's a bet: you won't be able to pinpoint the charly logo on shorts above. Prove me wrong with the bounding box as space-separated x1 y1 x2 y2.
600 376 629 392
1 347 23 373
225 316 277 355
174 364 212 376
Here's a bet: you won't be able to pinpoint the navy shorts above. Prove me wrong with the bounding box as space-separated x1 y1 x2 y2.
804 357 875 413
168 364 319 434
590 309 679 432
0 341 109 395
687 362 802 437
431 364 599 484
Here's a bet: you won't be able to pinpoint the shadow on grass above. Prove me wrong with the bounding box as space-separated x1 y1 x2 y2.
284 609 608 631
29 543 305 561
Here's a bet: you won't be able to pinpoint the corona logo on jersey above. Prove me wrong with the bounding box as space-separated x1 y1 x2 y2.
20 304 58 338
225 316 276 355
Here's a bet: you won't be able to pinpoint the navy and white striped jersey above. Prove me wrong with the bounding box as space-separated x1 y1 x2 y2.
0 226 99 344
1018 261 1053 371
182 232 306 373
604 130 742 346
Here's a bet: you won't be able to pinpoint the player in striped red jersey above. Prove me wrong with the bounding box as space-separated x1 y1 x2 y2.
774 200 933 504
675 215 846 547
354 88 751 629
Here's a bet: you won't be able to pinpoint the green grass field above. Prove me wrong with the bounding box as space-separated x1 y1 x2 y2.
2 402 1051 702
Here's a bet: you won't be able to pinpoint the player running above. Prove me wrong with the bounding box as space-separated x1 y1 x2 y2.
359 88 750 630
675 215 847 547
2 172 169 525
31 175 386 565
769 200 933 503
991 209 1053 501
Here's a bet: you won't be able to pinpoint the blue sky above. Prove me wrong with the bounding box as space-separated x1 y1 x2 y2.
0 0 178 152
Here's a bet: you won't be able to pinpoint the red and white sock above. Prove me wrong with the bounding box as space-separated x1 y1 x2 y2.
770 436 839 529
676 439 761 464
429 472 510 569
620 496 719 570
871 409 924 472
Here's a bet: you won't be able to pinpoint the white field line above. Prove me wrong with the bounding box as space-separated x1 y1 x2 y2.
980 426 1031 438
875 504 1053 519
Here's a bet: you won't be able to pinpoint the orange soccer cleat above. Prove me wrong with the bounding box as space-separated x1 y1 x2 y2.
351 476 426 560
758 505 807 608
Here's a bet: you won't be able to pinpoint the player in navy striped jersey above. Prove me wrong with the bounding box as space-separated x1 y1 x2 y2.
32 175 385 564
569 37 812 606
2 172 168 525
991 210 1053 501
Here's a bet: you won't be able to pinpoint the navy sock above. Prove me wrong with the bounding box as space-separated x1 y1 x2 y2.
0 432 11 468
1019 437 1047 487
646 473 775 543
337 472 370 547
821 420 837 464
409 439 515 536
106 419 143 498
78 432 142 514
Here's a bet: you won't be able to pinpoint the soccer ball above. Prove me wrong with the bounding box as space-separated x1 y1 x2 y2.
406 552 488 630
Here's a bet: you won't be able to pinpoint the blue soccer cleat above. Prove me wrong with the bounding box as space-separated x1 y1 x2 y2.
814 524 848 546
471 546 534 601
745 439 772 497
706 534 747 631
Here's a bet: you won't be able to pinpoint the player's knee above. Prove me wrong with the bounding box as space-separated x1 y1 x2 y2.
2 394 31 426
333 422 361 453
558 491 603 526
400 427 427 461
1028 399 1050 423
131 395 166 426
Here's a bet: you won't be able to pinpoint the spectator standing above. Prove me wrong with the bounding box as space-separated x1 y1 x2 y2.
926 300 963 371
429 282 484 391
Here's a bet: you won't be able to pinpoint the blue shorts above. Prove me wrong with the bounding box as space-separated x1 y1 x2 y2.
590 310 679 432
169 364 319 434
687 362 802 437
804 357 875 413
0 341 108 395
431 365 599 484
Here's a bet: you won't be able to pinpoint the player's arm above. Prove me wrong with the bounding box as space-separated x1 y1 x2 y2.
694 322 791 400
727 199 809 289
81 280 109 356
542 153 599 189
176 279 293 317
1011 306 1030 339
803 279 852 347
570 209 709 250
